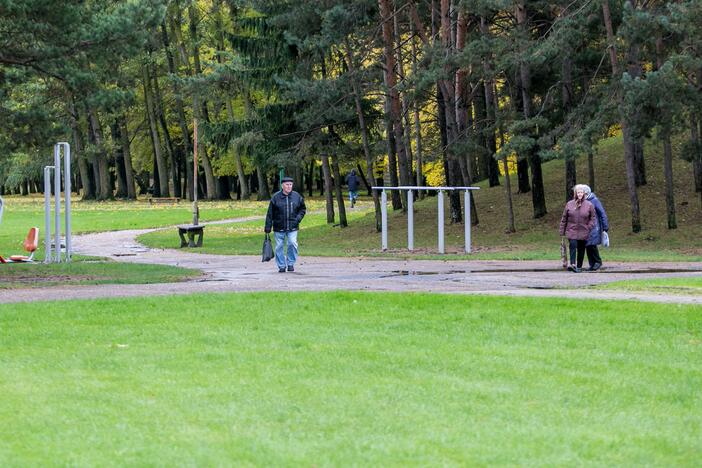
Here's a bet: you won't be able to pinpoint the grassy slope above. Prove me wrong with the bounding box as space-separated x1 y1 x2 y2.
0 292 699 465
139 135 702 260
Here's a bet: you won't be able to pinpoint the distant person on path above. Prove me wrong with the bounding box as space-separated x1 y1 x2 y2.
559 184 596 273
264 177 306 273
582 184 609 271
346 169 360 207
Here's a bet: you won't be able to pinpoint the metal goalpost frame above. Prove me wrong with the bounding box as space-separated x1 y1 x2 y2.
44 142 72 263
372 186 480 254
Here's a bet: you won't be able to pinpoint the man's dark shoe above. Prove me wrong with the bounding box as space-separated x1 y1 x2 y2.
278 267 286 273
567 264 577 272
287 265 294 272
591 262 602 271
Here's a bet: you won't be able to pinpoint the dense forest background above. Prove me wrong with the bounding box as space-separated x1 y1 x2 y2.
1 0 701 233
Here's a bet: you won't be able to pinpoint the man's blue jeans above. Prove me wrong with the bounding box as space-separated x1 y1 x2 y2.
274 230 298 269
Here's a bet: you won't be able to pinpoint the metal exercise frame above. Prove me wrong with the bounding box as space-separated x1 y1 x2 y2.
372 186 480 254
44 142 72 263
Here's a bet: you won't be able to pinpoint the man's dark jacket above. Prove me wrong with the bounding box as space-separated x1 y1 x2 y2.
346 173 360 191
265 190 306 232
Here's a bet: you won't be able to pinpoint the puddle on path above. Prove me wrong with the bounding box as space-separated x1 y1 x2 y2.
382 268 699 278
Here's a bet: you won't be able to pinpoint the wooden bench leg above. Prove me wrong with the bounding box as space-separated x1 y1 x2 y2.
187 231 196 247
178 230 188 248
195 230 203 247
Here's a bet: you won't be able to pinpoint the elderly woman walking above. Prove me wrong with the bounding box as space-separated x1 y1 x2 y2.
559 184 596 272
582 185 609 271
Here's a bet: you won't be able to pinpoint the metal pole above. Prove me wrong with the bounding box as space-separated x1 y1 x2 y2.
53 145 61 262
60 143 72 261
464 190 471 253
438 190 444 254
44 166 53 263
381 190 388 251
407 189 414 251
193 118 199 225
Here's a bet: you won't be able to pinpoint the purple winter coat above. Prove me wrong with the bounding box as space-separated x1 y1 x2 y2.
559 199 596 241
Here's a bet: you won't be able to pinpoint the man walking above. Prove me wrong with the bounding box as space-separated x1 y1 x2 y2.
346 169 360 207
264 176 306 273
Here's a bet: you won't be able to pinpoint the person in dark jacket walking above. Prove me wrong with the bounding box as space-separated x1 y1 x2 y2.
264 177 306 272
559 184 596 272
345 169 360 207
582 184 609 271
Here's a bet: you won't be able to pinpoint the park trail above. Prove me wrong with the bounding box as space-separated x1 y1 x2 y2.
1 216 700 304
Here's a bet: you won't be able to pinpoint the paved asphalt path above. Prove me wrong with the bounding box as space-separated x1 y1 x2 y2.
1 219 700 304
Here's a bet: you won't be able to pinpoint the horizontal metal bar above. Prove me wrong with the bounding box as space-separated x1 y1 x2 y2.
371 186 480 191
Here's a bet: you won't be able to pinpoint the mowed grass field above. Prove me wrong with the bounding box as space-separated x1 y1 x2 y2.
1 292 700 465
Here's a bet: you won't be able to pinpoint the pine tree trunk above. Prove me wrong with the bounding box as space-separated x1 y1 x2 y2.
603 0 641 232
321 154 335 224
395 7 414 192
307 161 314 197
562 56 577 202
588 150 595 192
379 0 409 211
87 106 112 200
118 115 136 199
565 157 577 203
410 21 424 199
151 61 179 198
188 4 217 200
502 154 516 233
655 36 676 229
344 42 381 231
256 164 270 200
438 0 464 224
456 9 476 188
516 1 546 218
142 63 169 197
480 17 500 188
68 98 94 200
661 135 677 228
510 76 531 194
385 114 402 210
110 123 128 198
226 100 250 200
163 17 193 201
437 84 463 224
633 139 646 187
330 151 348 228
690 116 702 198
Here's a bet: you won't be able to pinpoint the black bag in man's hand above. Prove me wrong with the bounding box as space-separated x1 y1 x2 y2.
261 233 273 262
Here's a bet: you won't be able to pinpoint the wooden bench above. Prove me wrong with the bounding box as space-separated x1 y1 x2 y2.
149 197 181 206
177 224 205 248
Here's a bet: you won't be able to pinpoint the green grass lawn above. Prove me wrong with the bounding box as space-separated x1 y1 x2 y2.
0 261 201 289
596 276 702 295
1 292 700 465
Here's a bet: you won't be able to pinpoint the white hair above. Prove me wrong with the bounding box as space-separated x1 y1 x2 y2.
573 184 591 195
